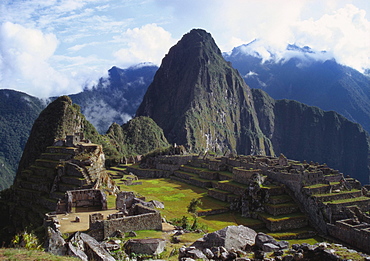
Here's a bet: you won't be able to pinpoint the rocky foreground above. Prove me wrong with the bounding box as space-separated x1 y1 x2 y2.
43 224 370 261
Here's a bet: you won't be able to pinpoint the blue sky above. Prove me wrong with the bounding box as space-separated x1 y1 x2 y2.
0 0 369 97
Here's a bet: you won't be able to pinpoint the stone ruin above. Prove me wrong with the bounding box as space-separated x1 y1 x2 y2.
127 152 370 254
88 191 162 241
56 189 107 214
44 189 164 259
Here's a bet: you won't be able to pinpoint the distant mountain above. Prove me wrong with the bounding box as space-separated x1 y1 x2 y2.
69 64 157 133
0 89 44 190
224 43 370 133
137 29 370 184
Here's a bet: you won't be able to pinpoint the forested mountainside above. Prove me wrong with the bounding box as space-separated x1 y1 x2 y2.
0 90 44 190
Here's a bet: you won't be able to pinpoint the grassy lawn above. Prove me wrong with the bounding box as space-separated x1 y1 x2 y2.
118 178 231 230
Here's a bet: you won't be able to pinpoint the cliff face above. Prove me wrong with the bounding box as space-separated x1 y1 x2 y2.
136 29 274 155
252 88 370 184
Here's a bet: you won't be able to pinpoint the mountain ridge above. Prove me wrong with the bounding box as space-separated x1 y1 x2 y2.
136 28 370 184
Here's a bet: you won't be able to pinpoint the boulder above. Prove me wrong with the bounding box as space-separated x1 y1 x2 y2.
262 242 280 252
150 200 165 209
68 232 115 261
45 227 67 256
255 232 278 248
124 238 166 255
191 225 257 251
255 232 289 252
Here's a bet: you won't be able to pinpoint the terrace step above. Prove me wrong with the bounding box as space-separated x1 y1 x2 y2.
323 196 370 213
50 191 66 200
264 202 300 216
40 152 72 161
60 176 87 187
258 212 308 232
29 165 55 178
207 188 232 202
260 185 285 196
268 226 317 240
35 159 60 169
173 170 198 180
215 180 248 196
20 180 51 193
268 195 293 204
58 182 79 193
312 190 362 203
302 183 330 195
180 165 205 175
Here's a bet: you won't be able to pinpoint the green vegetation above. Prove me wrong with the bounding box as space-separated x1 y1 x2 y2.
11 231 42 250
0 248 78 261
0 90 44 190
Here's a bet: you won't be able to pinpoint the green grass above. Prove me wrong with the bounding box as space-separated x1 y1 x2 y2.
106 193 116 209
258 212 306 222
324 196 370 204
314 189 360 197
0 248 78 260
303 183 329 189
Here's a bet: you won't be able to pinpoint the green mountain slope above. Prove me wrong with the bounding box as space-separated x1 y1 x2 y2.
0 90 44 190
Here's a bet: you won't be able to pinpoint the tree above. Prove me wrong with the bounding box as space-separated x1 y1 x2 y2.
187 198 202 216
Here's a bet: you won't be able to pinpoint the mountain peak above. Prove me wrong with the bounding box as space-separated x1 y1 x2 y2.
136 29 273 155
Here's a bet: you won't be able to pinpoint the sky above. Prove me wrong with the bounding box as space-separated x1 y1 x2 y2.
0 0 369 98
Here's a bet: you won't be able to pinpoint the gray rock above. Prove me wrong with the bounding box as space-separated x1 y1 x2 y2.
187 249 207 260
262 243 280 252
277 240 289 250
293 252 304 260
255 232 278 249
283 255 294 261
203 248 214 259
79 233 115 261
191 225 257 251
45 227 67 256
128 231 137 237
68 241 88 261
150 200 164 209
124 238 165 256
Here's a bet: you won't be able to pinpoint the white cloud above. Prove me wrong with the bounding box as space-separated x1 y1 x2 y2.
156 0 370 72
82 99 132 133
0 22 102 97
113 24 176 67
292 4 370 71
0 22 72 97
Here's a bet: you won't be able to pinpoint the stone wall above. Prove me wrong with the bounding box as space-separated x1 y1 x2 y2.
64 189 107 213
328 219 370 253
90 204 162 240
127 166 171 178
232 168 261 184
